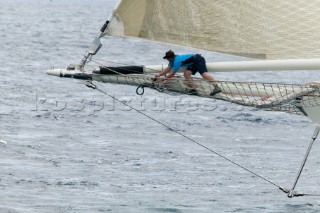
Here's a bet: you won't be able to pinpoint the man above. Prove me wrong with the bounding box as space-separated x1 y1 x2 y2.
155 50 222 96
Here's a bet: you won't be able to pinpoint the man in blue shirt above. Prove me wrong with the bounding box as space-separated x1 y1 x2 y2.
155 50 222 96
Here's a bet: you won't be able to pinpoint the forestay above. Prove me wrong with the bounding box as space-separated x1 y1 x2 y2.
106 0 320 59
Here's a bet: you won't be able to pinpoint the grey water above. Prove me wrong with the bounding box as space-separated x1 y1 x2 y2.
1 0 320 212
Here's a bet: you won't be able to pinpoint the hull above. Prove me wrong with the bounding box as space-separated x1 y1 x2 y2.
301 96 320 125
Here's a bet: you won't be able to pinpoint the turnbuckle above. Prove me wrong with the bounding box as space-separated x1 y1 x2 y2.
85 81 97 90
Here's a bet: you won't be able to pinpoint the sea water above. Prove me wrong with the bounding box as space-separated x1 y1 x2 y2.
1 0 320 212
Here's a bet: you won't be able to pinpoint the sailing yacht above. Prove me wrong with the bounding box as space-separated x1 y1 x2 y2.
47 0 320 197
47 0 320 125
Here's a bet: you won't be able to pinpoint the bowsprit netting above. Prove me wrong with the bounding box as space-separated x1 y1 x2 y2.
90 73 320 114
214 81 319 113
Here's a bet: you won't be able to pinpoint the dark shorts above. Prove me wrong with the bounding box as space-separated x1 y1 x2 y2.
186 54 208 75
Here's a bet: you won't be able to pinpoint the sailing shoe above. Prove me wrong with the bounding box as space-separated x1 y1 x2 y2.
210 86 222 96
187 88 198 95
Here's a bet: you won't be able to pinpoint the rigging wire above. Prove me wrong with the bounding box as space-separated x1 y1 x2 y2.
85 80 283 190
302 193 320 197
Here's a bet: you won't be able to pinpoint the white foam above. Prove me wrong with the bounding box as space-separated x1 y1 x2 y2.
0 140 8 145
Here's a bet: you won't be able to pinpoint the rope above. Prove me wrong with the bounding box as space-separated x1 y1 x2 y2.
85 81 282 189
302 193 320 197
136 84 146 95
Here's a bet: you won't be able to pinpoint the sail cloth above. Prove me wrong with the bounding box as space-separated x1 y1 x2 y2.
106 0 320 59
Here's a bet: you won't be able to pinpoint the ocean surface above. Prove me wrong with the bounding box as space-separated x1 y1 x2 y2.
2 0 320 212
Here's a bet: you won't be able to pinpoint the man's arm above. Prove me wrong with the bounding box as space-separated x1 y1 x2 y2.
155 66 173 78
164 71 176 79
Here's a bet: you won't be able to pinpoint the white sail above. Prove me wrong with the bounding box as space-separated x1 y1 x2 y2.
106 0 320 59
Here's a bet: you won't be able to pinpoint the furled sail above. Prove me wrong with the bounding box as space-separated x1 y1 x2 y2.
106 0 320 59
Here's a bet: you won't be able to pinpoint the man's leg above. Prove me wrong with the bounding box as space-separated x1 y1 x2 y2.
201 72 216 85
201 72 222 96
200 71 222 96
184 70 196 89
194 56 217 85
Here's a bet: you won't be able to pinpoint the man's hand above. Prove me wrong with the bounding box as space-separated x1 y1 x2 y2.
152 74 161 82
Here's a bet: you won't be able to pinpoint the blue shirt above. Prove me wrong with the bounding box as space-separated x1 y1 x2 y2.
169 54 196 72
